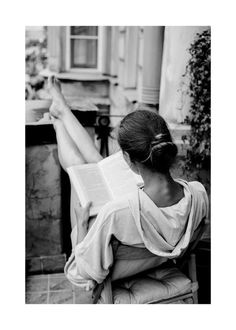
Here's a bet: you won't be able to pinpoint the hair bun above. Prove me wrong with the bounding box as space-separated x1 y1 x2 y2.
151 141 176 152
151 133 169 145
151 133 175 151
149 134 178 172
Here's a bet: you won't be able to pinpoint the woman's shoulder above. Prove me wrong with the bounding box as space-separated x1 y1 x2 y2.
98 193 135 219
176 178 207 194
188 180 207 192
176 179 209 207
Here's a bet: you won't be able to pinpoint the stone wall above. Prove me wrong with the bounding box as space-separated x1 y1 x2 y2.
25 118 97 274
26 143 69 274
26 144 62 258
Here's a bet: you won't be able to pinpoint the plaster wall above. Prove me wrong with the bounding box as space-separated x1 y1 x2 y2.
159 26 209 123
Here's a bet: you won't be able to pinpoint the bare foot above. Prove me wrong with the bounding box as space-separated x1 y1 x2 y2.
48 76 70 118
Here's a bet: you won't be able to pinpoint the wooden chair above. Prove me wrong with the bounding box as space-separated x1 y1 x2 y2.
92 217 208 304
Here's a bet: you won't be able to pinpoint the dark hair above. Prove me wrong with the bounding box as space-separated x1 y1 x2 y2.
117 110 178 173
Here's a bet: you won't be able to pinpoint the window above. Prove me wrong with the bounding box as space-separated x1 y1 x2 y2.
66 26 103 72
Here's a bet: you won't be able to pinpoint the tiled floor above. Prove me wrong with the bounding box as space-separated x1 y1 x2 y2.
26 273 93 304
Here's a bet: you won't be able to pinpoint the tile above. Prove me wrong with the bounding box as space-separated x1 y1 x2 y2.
49 275 72 291
41 254 66 273
26 292 48 304
26 276 48 293
49 272 65 278
49 291 73 304
73 286 93 304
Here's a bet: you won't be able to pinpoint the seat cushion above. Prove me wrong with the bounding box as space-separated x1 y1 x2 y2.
112 266 192 304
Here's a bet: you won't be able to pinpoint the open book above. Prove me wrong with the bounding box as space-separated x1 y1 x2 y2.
67 151 144 216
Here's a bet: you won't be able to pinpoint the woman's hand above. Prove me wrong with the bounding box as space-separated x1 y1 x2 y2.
74 202 92 228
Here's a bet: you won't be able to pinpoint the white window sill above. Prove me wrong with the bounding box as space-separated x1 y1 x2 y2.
40 69 110 82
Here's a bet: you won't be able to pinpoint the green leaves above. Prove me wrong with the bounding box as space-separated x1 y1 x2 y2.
183 29 211 170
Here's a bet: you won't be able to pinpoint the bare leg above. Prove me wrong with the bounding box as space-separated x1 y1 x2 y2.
52 117 85 171
52 117 86 230
48 76 102 234
48 76 103 164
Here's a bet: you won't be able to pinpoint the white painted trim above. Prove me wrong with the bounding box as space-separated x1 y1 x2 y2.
65 26 104 73
70 36 99 40
97 26 104 72
65 26 70 71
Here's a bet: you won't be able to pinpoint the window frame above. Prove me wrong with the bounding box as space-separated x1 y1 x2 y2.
65 26 104 73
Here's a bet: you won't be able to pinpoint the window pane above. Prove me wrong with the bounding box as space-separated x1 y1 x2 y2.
71 39 98 68
70 26 98 36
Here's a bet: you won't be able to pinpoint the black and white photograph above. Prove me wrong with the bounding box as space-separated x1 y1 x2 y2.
25 25 211 304
2 0 236 329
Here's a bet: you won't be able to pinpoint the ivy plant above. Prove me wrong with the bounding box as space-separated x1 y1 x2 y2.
183 29 211 170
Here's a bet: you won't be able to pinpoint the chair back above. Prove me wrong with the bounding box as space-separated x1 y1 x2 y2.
176 217 207 269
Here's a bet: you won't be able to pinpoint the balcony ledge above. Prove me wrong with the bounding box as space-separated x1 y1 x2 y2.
40 69 110 82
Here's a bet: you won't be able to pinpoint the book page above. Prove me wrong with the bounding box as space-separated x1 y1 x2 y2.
67 164 112 216
98 151 144 199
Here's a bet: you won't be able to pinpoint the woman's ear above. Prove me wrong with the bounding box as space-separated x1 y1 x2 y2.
123 151 131 165
123 152 140 174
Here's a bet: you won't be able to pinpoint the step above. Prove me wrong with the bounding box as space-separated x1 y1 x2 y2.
168 123 191 141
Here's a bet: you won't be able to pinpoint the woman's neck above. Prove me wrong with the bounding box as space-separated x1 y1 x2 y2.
140 168 183 207
142 170 174 193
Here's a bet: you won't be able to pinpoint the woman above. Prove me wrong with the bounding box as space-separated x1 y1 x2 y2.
48 76 209 286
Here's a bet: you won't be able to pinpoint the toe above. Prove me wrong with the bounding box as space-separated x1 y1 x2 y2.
48 75 56 89
48 76 53 89
54 77 61 91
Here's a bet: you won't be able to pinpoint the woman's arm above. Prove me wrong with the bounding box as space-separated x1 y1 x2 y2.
67 203 115 283
74 202 92 245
